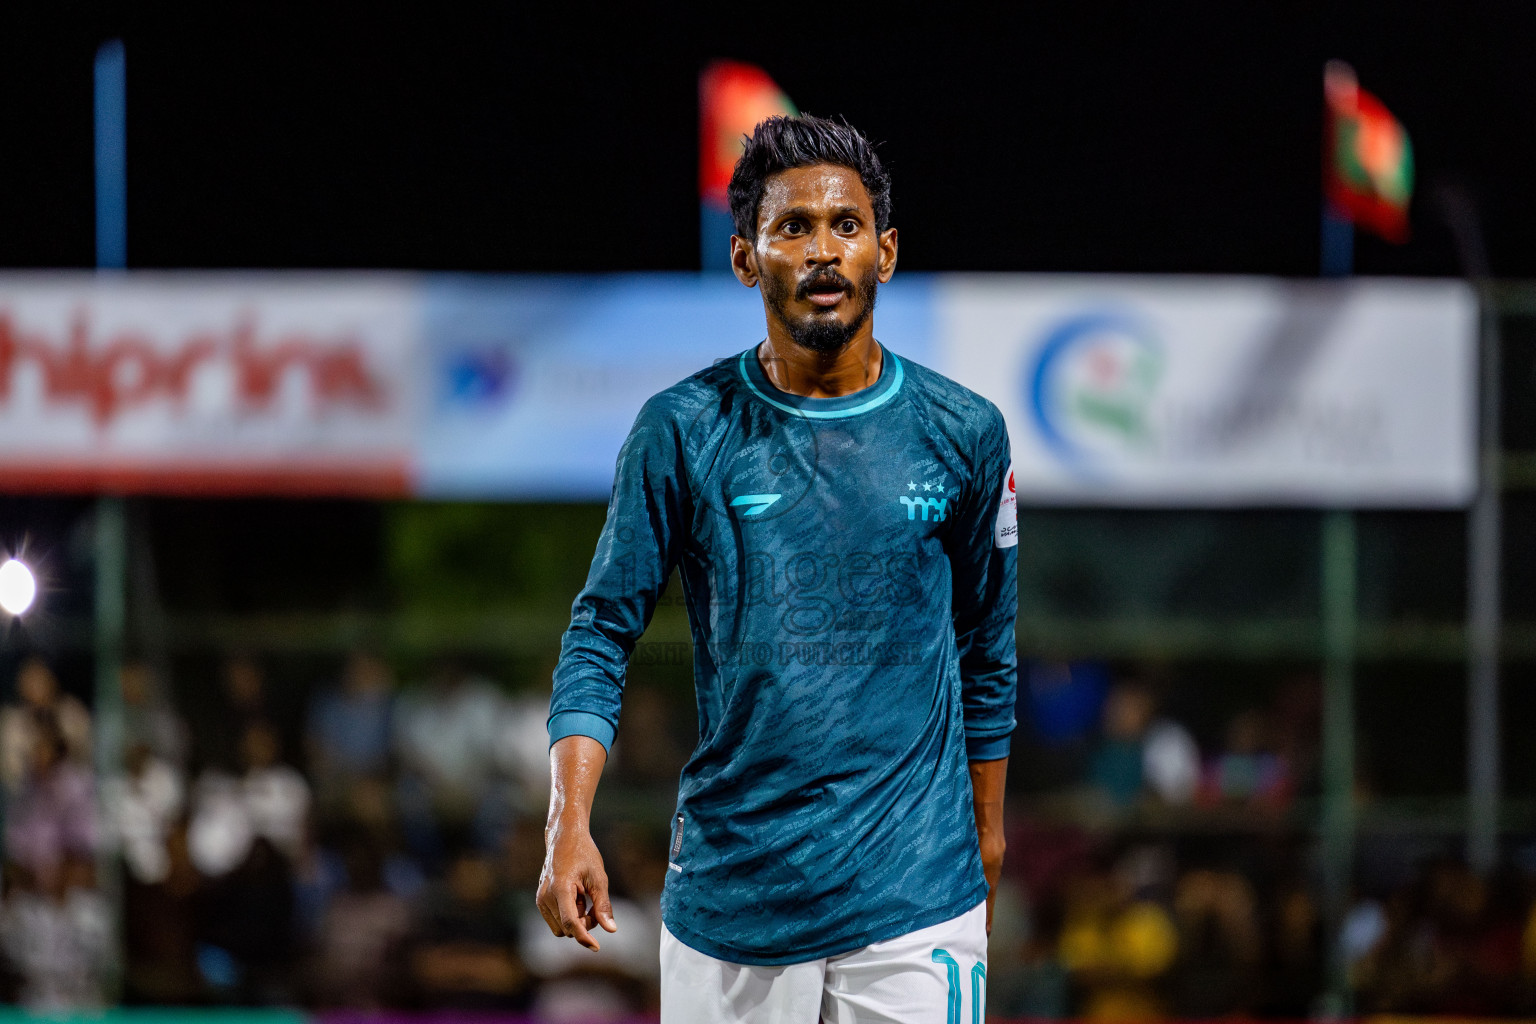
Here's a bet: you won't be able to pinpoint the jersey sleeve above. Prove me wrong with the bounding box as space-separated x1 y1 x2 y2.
947 405 1019 761
548 397 687 751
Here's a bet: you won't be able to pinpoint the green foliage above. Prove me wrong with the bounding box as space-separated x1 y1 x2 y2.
385 501 607 610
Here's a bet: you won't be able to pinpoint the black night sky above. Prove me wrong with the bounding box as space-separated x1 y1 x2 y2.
3 3 1533 278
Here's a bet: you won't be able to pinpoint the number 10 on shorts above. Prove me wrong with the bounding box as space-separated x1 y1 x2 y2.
931 948 985 1024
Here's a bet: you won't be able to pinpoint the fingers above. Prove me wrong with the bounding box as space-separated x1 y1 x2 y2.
590 874 618 933
536 877 565 938
537 832 616 949
556 881 599 950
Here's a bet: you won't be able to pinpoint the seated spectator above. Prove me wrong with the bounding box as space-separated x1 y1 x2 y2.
1085 681 1200 813
1057 856 1179 1020
310 836 414 1008
1087 683 1154 809
188 724 310 877
393 661 511 858
307 650 395 815
407 847 528 1010
1171 867 1263 1016
120 659 188 768
1141 718 1200 807
107 743 185 886
200 655 294 775
1 658 91 793
4 714 96 891
1198 710 1292 810
0 855 113 1012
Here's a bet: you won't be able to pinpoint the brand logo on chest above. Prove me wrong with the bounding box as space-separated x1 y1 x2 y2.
898 478 952 522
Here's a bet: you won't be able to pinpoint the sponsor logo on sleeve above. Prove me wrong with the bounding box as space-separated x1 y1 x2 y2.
994 466 1018 548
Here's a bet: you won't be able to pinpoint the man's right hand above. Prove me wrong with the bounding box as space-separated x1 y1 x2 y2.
537 735 616 951
537 820 616 950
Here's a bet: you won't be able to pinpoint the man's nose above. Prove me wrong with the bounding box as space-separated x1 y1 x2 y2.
804 225 840 266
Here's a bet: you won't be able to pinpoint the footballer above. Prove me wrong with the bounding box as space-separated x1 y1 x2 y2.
538 114 1018 1023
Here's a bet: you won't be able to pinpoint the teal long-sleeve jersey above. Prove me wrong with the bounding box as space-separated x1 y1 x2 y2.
548 343 1018 965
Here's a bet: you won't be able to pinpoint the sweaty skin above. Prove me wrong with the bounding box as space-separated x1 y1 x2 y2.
731 163 896 399
537 161 1010 944
538 735 614 950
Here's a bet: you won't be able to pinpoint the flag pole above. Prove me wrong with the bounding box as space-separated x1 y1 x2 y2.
1318 64 1358 1015
93 37 129 999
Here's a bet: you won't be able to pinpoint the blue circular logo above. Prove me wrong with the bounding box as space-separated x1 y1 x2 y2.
1025 311 1164 476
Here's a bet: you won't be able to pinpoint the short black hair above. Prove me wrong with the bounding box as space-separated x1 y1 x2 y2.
727 114 892 240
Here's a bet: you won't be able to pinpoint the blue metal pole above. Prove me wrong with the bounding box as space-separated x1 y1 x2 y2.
93 40 129 998
1320 204 1354 279
94 40 127 270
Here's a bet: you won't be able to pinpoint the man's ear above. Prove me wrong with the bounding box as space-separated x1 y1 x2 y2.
730 235 759 288
877 227 899 284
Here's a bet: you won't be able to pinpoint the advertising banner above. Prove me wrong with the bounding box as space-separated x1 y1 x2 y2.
0 275 419 495
0 273 1475 507
0 273 934 499
413 274 935 499
937 276 1477 507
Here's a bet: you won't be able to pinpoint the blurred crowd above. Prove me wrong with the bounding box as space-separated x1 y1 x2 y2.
989 664 1536 1019
0 652 676 1019
4 652 1536 1019
989 825 1536 1019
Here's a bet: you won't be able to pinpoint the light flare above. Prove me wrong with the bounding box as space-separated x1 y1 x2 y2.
0 558 37 616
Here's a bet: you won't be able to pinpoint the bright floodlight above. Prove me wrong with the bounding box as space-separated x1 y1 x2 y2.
0 559 37 616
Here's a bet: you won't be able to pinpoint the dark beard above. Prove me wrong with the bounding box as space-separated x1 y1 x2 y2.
764 265 880 354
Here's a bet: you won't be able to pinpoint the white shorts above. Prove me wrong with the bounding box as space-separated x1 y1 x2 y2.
659 901 988 1024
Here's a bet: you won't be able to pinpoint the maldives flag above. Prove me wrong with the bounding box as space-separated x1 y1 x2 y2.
699 61 796 209
1324 61 1414 242
698 61 796 268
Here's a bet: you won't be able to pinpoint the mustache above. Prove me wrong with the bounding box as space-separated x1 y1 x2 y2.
795 268 854 301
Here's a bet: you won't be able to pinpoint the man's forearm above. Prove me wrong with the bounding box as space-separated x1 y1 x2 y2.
538 734 615 950
970 756 1008 932
547 734 608 832
970 756 1007 840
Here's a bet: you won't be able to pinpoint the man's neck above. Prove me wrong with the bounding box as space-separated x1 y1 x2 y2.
757 331 882 398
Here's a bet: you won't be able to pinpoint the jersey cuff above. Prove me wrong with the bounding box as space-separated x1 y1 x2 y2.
548 710 616 752
966 732 1012 761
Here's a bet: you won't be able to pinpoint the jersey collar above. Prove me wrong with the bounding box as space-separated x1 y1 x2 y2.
737 343 905 420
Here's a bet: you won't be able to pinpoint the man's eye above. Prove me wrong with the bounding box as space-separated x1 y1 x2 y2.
782 221 804 235
839 220 857 233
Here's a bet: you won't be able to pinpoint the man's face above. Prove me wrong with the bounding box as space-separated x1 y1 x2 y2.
734 163 898 354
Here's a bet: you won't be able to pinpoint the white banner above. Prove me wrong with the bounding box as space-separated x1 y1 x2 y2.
0 275 419 495
937 277 1477 507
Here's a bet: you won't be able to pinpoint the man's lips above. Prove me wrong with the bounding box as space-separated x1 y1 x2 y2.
799 277 850 308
